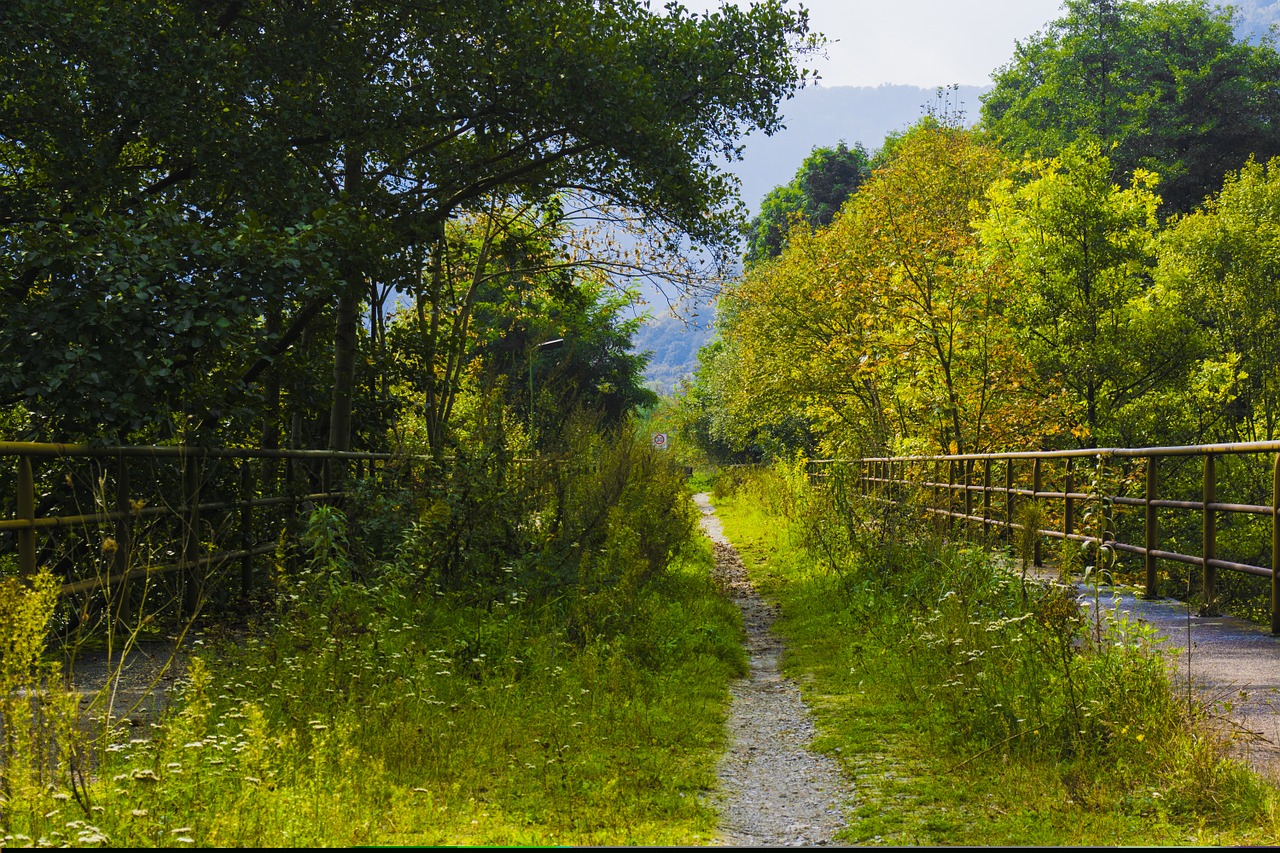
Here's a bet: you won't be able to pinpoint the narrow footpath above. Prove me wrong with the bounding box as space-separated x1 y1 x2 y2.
695 493 852 847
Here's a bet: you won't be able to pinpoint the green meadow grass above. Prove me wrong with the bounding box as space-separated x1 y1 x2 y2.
710 465 1280 847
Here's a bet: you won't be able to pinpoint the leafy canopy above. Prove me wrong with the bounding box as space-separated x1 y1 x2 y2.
743 141 871 266
1 0 818 444
981 0 1280 214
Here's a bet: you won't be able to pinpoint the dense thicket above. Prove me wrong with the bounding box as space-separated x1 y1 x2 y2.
0 0 815 450
981 0 1280 215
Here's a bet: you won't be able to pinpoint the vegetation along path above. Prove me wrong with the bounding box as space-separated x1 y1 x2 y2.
695 493 852 846
1071 581 1280 779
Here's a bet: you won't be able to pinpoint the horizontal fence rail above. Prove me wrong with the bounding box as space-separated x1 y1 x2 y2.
808 440 1280 634
0 441 426 610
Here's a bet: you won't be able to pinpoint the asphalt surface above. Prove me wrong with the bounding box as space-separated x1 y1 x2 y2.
1046 572 1280 778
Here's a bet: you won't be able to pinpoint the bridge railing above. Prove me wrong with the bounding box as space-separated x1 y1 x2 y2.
0 441 426 610
808 441 1280 634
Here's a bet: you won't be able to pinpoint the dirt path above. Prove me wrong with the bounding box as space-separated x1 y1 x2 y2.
695 493 852 846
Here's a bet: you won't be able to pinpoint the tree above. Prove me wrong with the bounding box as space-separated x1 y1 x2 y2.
743 141 871 265
977 141 1195 445
714 123 1056 458
1 0 817 448
1155 156 1280 442
982 0 1280 214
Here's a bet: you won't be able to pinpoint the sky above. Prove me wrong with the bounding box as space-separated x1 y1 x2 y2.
676 0 1068 88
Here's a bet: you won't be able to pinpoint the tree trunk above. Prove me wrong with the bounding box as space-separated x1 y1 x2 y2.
329 146 364 454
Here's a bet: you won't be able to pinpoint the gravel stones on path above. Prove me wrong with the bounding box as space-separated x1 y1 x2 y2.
695 493 853 847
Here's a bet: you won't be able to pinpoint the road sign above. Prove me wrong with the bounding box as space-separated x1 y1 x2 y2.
652 433 669 451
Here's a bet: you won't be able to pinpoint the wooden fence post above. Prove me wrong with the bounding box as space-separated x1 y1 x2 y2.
114 455 132 612
1146 456 1159 599
1032 457 1043 567
983 459 992 541
1204 454 1217 613
963 459 973 534
1272 454 1280 634
240 459 254 601
182 452 202 616
947 459 956 534
17 455 36 575
1064 457 1075 557
933 461 941 534
1005 458 1014 546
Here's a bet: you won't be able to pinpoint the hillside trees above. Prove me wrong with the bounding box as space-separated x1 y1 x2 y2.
981 0 1280 214
384 200 658 456
711 124 1059 458
1155 157 1280 443
0 0 816 447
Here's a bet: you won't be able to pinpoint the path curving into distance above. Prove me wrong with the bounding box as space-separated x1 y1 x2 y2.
695 493 852 847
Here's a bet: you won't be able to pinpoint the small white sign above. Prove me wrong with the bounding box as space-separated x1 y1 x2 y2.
652 433 669 451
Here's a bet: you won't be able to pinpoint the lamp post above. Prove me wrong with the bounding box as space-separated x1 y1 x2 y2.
529 337 564 448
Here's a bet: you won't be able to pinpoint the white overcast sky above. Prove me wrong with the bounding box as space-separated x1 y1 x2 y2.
676 0 1069 88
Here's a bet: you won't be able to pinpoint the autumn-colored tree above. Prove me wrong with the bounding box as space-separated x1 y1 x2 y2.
715 221 884 457
713 123 1059 458
836 124 1052 454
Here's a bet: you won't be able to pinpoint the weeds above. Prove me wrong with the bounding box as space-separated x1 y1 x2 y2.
2 424 742 846
711 465 1280 846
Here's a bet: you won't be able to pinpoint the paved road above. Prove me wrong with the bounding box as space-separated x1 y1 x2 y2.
1057 576 1280 778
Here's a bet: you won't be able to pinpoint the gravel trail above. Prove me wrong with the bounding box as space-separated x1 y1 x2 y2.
695 493 852 847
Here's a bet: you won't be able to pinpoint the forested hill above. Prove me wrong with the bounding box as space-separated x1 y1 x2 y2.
635 312 714 395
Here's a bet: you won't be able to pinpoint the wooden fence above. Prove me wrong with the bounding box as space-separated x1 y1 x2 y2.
809 440 1280 634
0 441 422 612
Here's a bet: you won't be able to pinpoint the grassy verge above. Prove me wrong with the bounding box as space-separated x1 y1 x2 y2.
2 430 749 847
711 465 1280 846
2 536 745 847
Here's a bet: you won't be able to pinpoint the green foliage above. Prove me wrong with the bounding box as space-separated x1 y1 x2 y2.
743 141 872 265
981 0 1280 215
2 0 817 447
711 467 1280 845
0 424 740 846
1155 156 1280 443
978 140 1193 445
0 570 88 844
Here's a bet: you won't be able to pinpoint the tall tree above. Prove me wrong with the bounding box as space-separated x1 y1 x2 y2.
716 124 1057 458
982 0 1280 214
743 141 871 265
1 0 817 447
977 141 1194 445
1155 156 1280 443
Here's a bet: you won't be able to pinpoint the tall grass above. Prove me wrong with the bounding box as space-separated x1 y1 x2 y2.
711 462 1280 846
1 426 747 846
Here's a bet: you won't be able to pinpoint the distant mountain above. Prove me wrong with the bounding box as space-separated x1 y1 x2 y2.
633 310 713 395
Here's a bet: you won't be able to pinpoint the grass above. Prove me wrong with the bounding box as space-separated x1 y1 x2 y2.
709 465 1280 846
2 535 747 847
2 426 751 847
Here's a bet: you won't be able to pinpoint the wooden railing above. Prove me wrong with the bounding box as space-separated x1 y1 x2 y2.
809 441 1280 634
0 441 424 610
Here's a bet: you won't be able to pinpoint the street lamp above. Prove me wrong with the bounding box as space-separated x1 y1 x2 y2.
529 337 564 448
